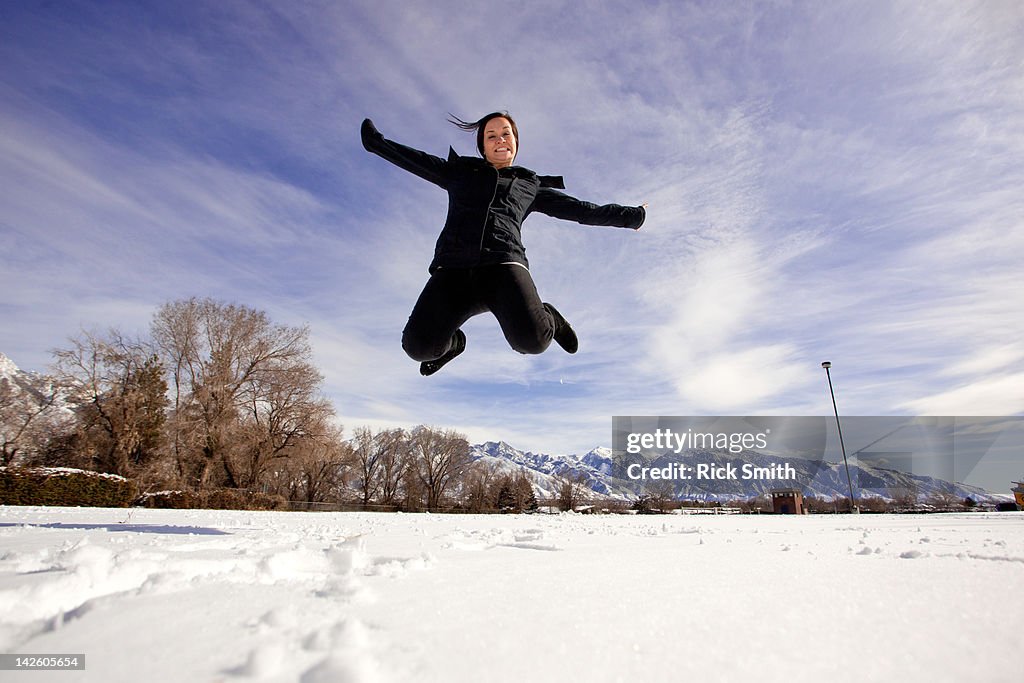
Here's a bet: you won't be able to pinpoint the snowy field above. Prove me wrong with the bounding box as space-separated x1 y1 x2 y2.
1 506 1021 683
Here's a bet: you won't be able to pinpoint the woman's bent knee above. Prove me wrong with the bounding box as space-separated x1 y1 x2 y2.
402 330 445 362
508 334 551 355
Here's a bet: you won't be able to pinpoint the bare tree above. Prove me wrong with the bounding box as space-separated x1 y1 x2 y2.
557 470 591 512
646 479 677 513
402 461 428 511
151 298 325 490
378 428 409 507
151 298 201 478
228 361 333 490
891 481 919 511
926 486 962 512
51 330 168 477
408 425 472 510
350 427 405 506
351 427 381 505
859 496 888 513
279 422 353 505
464 459 502 512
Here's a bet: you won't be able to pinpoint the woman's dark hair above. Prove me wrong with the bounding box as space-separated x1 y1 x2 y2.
449 111 518 159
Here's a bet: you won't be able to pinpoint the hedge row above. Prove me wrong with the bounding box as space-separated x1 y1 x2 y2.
0 467 289 510
0 467 137 507
137 488 287 511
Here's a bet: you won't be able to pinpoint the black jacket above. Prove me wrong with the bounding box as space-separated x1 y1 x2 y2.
361 118 645 273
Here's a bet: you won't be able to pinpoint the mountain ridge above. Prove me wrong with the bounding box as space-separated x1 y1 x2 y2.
470 440 1001 504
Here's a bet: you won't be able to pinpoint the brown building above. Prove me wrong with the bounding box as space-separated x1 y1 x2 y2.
771 489 806 515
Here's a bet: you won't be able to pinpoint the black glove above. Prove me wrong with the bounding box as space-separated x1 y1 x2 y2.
361 118 381 150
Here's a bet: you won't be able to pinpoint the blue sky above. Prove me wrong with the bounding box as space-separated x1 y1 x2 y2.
2 1 1022 491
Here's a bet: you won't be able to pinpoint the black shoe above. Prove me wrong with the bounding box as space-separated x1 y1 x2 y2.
420 330 466 376
544 303 578 354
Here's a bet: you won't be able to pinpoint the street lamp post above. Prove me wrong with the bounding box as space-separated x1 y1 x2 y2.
822 361 858 514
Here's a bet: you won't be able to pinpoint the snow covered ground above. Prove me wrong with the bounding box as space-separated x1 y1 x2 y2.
0 506 1021 683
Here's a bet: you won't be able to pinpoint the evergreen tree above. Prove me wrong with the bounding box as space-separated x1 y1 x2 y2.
496 479 516 511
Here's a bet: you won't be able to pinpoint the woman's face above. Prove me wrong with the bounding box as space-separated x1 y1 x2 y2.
482 117 517 168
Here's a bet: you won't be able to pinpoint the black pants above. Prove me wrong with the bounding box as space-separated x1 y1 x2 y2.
402 264 556 361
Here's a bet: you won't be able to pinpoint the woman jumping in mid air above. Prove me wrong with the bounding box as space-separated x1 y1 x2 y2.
361 111 645 376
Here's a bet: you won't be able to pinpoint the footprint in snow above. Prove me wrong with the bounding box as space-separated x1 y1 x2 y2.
301 618 389 683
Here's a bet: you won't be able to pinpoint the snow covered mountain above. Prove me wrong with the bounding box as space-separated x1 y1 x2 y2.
470 440 1000 504
0 352 71 408
469 442 636 500
0 352 56 400
0 352 75 465
1 352 52 409
0 352 22 384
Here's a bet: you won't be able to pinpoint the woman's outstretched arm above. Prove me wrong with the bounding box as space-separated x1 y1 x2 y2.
532 187 646 230
361 118 450 189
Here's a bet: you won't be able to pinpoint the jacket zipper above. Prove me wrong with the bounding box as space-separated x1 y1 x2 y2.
478 166 500 259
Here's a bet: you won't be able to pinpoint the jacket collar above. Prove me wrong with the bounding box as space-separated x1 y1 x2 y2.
447 147 565 189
